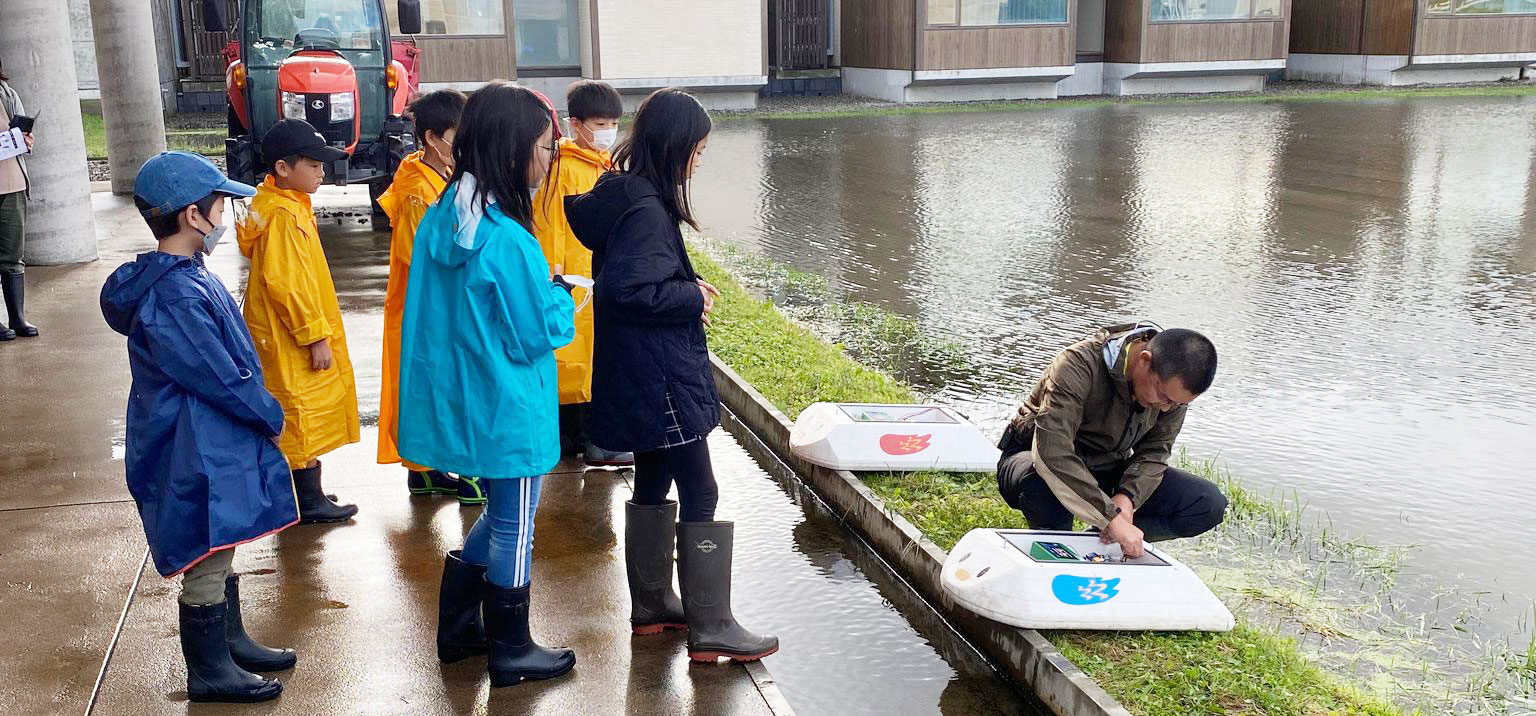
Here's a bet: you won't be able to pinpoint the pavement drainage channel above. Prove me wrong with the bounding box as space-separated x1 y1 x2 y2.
713 413 1046 716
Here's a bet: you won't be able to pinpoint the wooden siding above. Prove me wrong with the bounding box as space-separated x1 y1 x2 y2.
920 25 1074 69
1287 0 1416 56
1105 0 1146 62
1289 0 1364 54
841 0 916 69
415 36 516 82
1363 0 1415 55
1416 13 1536 55
1143 19 1289 62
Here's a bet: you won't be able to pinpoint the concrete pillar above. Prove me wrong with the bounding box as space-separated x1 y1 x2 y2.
0 0 99 264
90 0 168 194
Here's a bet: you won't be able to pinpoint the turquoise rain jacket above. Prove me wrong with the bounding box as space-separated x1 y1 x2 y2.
397 178 576 479
101 252 299 577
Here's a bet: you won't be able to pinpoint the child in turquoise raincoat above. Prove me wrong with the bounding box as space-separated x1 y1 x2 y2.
397 82 578 688
101 152 297 704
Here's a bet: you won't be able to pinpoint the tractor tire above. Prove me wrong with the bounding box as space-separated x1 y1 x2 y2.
369 181 391 233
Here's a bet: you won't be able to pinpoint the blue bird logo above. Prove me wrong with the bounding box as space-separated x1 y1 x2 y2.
1051 575 1122 605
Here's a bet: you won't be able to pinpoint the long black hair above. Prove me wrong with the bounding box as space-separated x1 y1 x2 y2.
0 56 9 83
612 88 711 230
448 81 552 228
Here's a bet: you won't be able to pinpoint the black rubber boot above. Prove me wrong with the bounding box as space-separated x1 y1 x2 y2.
224 574 296 672
483 579 575 687
436 551 489 663
1 272 37 338
408 469 460 496
294 462 358 524
180 601 283 703
678 521 779 662
625 500 687 635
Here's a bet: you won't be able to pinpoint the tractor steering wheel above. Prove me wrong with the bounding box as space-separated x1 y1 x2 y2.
294 27 341 50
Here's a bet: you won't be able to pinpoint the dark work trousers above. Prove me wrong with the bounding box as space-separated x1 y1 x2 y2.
996 451 1227 541
632 439 718 523
558 403 588 456
0 190 24 274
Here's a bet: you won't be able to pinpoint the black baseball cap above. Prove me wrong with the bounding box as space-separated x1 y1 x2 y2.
260 118 350 165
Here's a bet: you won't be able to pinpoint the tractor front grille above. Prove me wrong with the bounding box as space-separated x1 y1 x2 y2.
301 94 356 148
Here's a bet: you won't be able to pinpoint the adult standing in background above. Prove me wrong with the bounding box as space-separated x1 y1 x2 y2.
0 56 39 342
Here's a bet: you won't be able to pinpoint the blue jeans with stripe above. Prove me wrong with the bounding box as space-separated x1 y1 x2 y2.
461 477 543 588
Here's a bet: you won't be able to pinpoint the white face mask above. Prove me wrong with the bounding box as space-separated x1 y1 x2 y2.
589 127 618 151
570 118 618 151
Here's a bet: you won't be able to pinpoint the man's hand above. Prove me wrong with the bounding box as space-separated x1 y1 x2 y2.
1101 512 1145 559
308 339 334 371
698 278 719 325
22 133 33 153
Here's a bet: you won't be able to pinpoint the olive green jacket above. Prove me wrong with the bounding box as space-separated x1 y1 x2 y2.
999 322 1187 528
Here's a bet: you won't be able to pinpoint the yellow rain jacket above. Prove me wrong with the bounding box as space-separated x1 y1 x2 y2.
237 175 361 467
531 138 609 405
375 152 447 466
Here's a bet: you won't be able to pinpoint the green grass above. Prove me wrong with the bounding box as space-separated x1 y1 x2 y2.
692 246 1411 716
81 113 224 160
723 83 1536 121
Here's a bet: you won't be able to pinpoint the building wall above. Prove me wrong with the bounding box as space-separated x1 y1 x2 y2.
70 0 179 104
414 0 519 83
1107 0 1293 64
1143 15 1291 63
1416 13 1536 55
920 25 1075 70
841 0 914 69
593 0 764 80
1289 0 1415 56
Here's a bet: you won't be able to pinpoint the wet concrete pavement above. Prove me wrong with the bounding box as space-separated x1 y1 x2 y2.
0 190 784 716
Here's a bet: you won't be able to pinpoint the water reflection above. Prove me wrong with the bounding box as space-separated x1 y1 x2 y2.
694 96 1536 637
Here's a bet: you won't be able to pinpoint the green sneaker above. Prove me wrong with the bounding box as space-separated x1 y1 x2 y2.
457 476 488 506
407 469 460 496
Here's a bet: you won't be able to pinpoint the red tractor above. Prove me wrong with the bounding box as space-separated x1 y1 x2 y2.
204 0 425 231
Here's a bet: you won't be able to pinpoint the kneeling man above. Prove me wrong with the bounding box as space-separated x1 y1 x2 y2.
997 323 1227 558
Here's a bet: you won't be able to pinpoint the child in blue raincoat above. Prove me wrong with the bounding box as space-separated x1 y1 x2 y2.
101 152 299 705
397 82 579 688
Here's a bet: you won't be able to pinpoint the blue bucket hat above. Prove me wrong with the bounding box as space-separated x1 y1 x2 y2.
133 151 256 219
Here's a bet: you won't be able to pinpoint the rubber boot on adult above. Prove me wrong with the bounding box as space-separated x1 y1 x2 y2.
436 551 489 663
625 500 687 635
294 461 358 524
180 601 283 703
1 272 36 338
678 521 778 662
223 575 296 672
483 579 575 687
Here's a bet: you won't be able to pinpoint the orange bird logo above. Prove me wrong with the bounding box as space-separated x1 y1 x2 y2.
879 434 932 456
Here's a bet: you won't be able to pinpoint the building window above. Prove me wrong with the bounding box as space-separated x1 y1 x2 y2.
1149 0 1285 21
515 0 580 68
387 0 506 36
929 0 1070 26
1428 0 1536 14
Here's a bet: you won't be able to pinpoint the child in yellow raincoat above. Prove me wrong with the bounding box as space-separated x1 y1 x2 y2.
531 80 632 467
237 119 360 525
375 90 485 505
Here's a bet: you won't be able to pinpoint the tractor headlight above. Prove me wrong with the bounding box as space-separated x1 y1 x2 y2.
282 92 305 120
330 92 355 123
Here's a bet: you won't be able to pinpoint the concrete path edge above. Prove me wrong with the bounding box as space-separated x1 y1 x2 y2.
709 352 1133 716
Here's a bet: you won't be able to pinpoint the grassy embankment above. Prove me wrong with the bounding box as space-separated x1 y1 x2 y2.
692 248 1407 716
